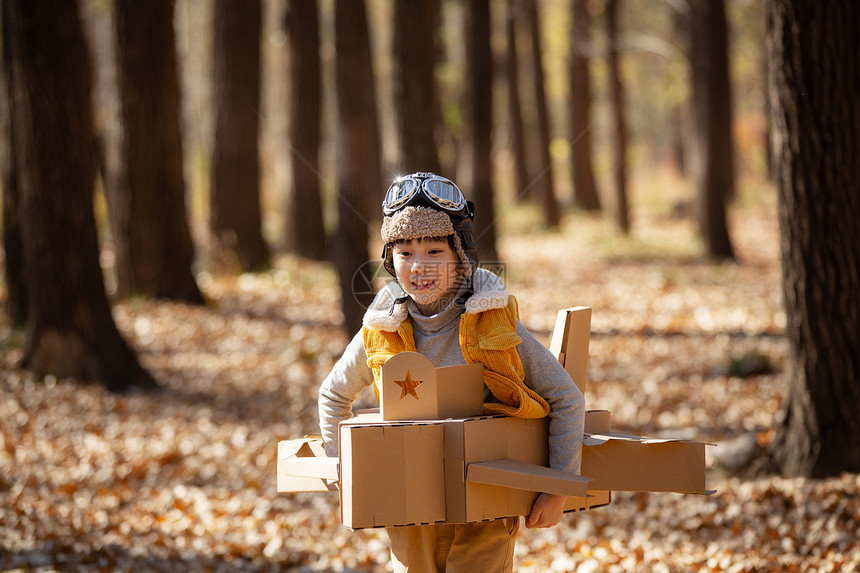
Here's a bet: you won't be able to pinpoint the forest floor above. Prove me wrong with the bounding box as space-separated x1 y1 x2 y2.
1 199 858 572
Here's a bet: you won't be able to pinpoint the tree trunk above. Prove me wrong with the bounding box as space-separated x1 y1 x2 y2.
569 0 601 212
689 0 735 260
210 0 268 272
466 0 498 263
334 0 381 334
433 5 457 178
525 0 560 228
670 2 690 179
768 0 860 477
505 0 530 203
112 0 203 303
606 0 630 234
284 0 327 260
393 0 441 174
5 0 156 392
0 4 27 328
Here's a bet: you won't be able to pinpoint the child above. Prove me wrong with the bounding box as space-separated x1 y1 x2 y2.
318 172 585 572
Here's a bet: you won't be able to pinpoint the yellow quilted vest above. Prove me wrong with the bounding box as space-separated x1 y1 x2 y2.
363 295 550 419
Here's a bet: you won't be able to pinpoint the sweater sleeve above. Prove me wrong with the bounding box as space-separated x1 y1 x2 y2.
515 320 585 474
317 330 374 457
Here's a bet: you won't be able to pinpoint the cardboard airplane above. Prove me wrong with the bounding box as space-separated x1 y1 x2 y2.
278 306 712 529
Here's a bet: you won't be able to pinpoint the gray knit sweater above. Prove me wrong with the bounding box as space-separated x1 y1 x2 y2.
317 269 585 474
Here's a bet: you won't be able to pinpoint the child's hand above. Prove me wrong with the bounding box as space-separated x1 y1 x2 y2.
525 493 567 528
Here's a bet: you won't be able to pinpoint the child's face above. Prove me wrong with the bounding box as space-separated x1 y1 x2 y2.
392 237 461 315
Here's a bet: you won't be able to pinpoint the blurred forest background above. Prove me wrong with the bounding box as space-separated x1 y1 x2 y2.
2 0 859 571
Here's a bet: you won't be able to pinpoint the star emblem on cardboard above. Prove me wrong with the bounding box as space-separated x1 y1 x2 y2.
380 352 485 421
394 370 422 399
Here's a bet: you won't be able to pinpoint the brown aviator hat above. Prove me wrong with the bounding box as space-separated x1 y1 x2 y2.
380 206 472 279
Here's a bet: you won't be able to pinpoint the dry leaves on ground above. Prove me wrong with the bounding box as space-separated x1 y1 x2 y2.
1 207 858 572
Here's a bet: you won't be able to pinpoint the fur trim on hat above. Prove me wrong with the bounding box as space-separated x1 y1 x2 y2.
381 206 473 279
380 206 454 243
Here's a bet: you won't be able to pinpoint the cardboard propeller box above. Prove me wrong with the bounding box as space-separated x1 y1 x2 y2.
277 306 712 529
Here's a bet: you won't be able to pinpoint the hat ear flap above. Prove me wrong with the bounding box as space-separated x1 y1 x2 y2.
451 233 473 279
382 243 396 277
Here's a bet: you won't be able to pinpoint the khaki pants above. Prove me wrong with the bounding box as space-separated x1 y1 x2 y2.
387 517 520 573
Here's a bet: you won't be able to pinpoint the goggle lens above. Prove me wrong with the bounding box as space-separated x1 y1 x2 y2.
383 175 466 216
383 179 419 212
424 179 465 210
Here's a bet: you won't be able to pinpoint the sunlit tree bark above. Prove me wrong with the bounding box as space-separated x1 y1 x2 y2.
465 0 498 262
285 0 327 260
393 0 441 174
525 0 560 228
505 0 530 203
606 0 630 234
5 0 156 391
334 0 381 334
689 0 735 260
210 0 268 272
569 0 601 212
112 0 203 303
768 0 860 477
0 4 27 328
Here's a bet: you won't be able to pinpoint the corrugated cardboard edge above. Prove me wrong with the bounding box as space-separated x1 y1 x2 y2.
564 489 611 512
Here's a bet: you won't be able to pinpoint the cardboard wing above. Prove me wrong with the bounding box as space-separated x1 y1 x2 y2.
550 307 713 498
442 415 589 524
277 437 338 493
466 459 590 497
582 431 712 494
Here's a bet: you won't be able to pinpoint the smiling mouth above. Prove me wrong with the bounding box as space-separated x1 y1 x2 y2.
411 279 436 291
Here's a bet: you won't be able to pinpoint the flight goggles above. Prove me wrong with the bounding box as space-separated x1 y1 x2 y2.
382 172 468 216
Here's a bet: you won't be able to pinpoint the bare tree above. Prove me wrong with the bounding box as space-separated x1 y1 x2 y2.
0 5 26 328
525 0 560 227
4 0 156 391
284 0 327 260
465 0 498 262
112 0 203 303
393 0 442 174
689 0 735 259
606 0 630 234
334 0 382 334
669 2 691 179
505 0 530 203
768 0 860 477
210 0 268 272
569 0 601 211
